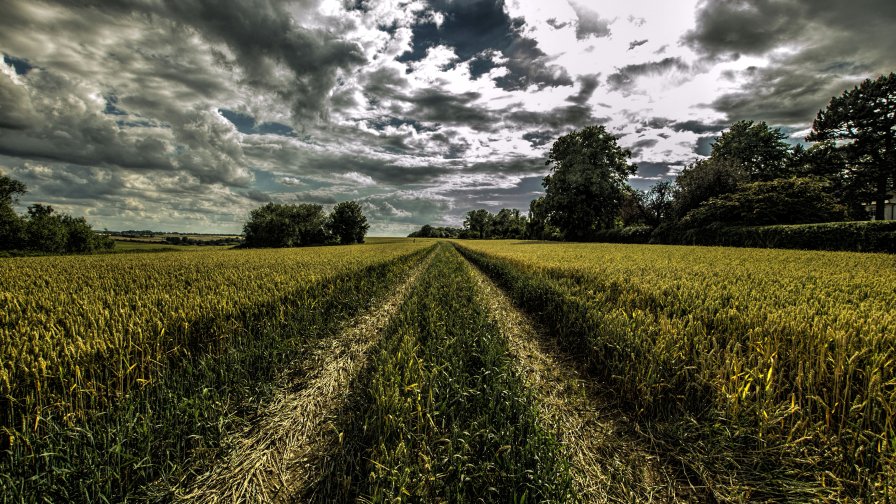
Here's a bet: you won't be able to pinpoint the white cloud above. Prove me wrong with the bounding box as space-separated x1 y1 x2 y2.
339 171 378 186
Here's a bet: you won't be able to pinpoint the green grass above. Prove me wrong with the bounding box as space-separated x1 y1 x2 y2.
0 246 432 501
109 239 232 252
311 243 573 502
455 240 896 501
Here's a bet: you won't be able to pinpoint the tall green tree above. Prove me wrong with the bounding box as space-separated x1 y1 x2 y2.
492 208 526 239
243 202 329 247
618 187 646 227
327 200 369 244
808 72 896 220
673 158 748 218
710 120 792 181
24 204 66 253
642 180 675 226
464 209 492 239
0 172 27 249
525 197 557 240
542 125 637 241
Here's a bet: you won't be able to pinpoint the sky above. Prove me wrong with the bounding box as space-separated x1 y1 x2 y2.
1 0 894 235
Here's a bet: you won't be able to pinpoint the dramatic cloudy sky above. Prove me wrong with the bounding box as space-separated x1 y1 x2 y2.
1 0 894 234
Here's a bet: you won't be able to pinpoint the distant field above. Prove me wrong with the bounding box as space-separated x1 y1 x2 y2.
110 239 231 252
1 239 893 501
109 236 407 252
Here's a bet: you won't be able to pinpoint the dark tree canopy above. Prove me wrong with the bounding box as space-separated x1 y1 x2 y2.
525 197 554 240
463 209 492 239
243 203 329 247
1 173 27 207
673 158 747 218
808 72 896 220
243 201 369 248
710 120 792 181
492 208 526 239
680 177 845 228
327 200 369 244
0 172 113 254
642 180 675 226
407 224 465 238
0 172 27 249
542 125 637 240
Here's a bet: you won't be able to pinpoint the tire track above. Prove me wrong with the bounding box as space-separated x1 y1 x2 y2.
177 250 435 503
463 255 699 503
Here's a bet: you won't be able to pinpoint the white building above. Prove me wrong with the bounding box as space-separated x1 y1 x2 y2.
864 200 896 220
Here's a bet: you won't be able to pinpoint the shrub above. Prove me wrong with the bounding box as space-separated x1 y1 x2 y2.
593 225 654 244
680 177 845 228
660 221 896 253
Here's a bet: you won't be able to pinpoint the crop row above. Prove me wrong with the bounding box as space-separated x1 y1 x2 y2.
456 241 896 501
0 241 432 501
310 244 573 502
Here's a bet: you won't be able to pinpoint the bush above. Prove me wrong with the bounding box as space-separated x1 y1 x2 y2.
592 225 654 244
662 221 896 253
327 201 369 244
243 203 329 248
680 177 845 228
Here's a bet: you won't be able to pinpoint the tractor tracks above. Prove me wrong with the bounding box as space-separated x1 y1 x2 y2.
464 255 699 503
178 250 435 503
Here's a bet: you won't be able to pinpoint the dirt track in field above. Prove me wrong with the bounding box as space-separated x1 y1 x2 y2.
464 256 699 503
178 251 434 503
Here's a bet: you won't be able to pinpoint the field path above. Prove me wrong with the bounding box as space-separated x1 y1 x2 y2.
179 250 434 503
463 254 699 503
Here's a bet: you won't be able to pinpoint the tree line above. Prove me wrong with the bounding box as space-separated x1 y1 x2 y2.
242 200 369 247
0 173 113 254
410 72 895 242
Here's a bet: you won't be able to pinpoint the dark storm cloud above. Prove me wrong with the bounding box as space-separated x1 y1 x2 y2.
6 161 129 202
606 57 690 93
242 139 453 188
686 0 896 58
360 66 408 104
404 89 495 127
708 71 856 125
243 189 272 203
684 0 804 57
0 67 251 186
628 39 648 51
401 0 572 90
670 119 728 134
44 0 365 121
630 138 659 157
566 74 600 105
546 18 571 30
568 2 613 39
686 0 896 125
522 131 556 148
709 56 881 125
506 104 605 131
494 35 574 91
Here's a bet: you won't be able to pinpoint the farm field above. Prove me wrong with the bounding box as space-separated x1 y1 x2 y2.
456 240 896 501
1 239 894 501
